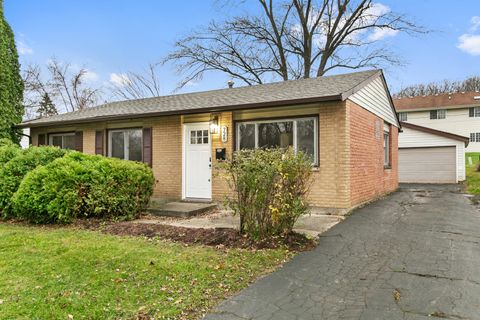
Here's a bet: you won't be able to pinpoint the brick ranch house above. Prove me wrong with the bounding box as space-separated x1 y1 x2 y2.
19 70 400 213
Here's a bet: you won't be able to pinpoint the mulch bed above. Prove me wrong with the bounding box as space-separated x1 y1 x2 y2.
2 218 316 251
78 220 316 251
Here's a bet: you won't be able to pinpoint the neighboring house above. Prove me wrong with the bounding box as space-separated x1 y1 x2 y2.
18 70 399 213
394 92 480 152
398 122 468 183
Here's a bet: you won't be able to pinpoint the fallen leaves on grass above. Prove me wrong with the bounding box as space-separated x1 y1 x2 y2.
393 288 401 302
429 311 447 318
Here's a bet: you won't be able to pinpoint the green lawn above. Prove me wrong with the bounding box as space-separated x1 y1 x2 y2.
466 164 480 194
466 152 480 166
465 153 480 194
0 224 289 319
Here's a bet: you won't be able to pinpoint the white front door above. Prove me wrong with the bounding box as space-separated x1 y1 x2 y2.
184 123 212 199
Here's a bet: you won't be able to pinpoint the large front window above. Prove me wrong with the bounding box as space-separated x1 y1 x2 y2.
108 129 142 161
49 132 75 149
236 117 318 165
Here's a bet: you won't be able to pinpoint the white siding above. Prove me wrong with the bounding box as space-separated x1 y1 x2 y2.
20 128 30 149
399 127 466 181
349 77 399 126
403 108 479 152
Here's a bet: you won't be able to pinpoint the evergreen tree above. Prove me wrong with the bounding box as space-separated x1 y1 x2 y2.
37 93 57 118
0 0 24 143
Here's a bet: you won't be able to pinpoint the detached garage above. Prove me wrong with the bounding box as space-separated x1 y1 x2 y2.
398 122 469 183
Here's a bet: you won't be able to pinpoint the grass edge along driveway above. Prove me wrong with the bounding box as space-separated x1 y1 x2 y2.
466 152 480 194
0 224 290 319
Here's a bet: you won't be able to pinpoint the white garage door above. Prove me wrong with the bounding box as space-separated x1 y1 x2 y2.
399 147 456 183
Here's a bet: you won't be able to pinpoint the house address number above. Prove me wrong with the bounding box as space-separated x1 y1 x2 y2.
221 126 228 143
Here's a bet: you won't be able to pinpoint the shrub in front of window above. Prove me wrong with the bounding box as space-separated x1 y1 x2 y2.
12 152 154 223
219 148 313 239
0 146 69 218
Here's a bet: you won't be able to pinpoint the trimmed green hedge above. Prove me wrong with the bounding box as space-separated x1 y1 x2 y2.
12 152 154 223
0 146 69 217
0 138 21 165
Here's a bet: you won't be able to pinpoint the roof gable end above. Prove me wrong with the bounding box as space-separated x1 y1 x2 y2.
348 72 400 127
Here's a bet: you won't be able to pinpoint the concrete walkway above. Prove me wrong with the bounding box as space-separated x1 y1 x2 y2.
204 184 480 319
136 210 343 238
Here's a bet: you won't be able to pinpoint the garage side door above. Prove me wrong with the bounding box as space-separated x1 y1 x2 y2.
399 147 456 183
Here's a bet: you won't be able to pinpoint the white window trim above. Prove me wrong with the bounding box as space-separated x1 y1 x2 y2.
398 112 407 122
384 123 391 167
108 128 143 161
190 129 209 145
235 116 319 165
472 107 480 117
48 132 75 149
471 132 480 143
430 109 446 120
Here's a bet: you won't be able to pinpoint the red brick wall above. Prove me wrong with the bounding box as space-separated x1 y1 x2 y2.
348 100 398 206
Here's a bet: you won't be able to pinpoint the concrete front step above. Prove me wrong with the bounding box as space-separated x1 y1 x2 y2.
136 211 343 237
147 201 217 218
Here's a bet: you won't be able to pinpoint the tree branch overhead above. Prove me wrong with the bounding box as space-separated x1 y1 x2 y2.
165 0 425 88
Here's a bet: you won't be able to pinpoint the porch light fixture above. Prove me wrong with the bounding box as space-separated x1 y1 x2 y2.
210 113 219 134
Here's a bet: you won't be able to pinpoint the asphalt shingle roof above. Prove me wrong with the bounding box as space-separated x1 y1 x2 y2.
21 70 380 128
394 91 480 111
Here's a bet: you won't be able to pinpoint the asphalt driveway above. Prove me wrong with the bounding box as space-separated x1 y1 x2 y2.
205 184 480 320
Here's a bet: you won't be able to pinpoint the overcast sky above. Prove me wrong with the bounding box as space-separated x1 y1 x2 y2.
4 0 480 97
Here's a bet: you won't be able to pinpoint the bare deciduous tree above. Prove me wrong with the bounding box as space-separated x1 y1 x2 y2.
22 59 102 119
395 76 480 98
110 63 162 100
22 64 51 119
165 0 425 88
47 59 101 112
